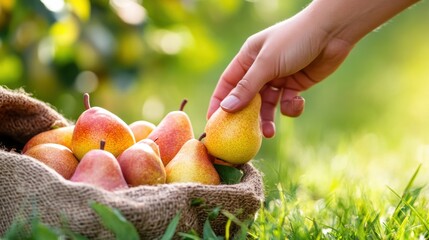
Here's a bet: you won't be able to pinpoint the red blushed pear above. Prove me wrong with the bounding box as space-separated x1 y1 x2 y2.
147 99 194 166
22 126 75 153
70 141 128 191
137 138 160 157
129 120 156 142
24 143 79 180
117 139 166 187
165 133 220 185
71 93 135 160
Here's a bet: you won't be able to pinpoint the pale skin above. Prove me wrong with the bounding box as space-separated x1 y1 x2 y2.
207 0 420 138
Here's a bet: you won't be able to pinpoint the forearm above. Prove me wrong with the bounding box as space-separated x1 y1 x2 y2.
303 0 420 44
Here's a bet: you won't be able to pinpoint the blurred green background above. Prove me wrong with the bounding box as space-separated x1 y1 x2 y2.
1 0 429 200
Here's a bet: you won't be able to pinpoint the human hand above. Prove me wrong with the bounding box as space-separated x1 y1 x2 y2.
207 12 353 138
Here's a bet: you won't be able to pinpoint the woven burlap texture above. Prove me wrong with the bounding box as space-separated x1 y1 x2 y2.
0 87 264 239
0 87 69 144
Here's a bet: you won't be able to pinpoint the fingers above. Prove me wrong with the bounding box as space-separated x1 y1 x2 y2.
220 51 276 113
207 39 262 119
209 31 277 117
260 85 282 138
280 88 305 117
207 75 236 119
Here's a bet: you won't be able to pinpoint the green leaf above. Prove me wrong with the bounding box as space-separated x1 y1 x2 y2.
33 222 61 240
177 232 201 240
2 217 30 240
160 212 181 240
190 198 205 207
67 232 89 240
207 206 221 221
214 164 243 184
90 201 140 240
202 219 221 240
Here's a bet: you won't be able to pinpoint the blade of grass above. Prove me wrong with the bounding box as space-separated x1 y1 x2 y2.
1 217 29 240
392 164 421 218
276 183 287 235
90 201 139 240
160 212 181 240
177 232 201 240
221 210 250 240
402 164 421 198
387 186 429 232
202 219 218 240
32 221 61 240
224 218 232 240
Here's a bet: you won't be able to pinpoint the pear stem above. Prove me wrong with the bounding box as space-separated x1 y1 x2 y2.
198 133 206 141
180 99 188 111
100 140 106 150
84 93 91 110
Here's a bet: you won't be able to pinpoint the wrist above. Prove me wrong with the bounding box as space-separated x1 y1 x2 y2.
302 0 420 44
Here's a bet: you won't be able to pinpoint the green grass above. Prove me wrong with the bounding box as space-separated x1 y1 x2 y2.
249 165 428 239
248 117 429 240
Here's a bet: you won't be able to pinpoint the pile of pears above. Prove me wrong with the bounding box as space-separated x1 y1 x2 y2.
22 93 262 191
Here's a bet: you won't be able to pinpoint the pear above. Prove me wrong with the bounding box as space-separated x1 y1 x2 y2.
214 158 238 168
71 93 135 160
117 140 166 186
70 141 128 191
137 138 160 157
204 93 262 165
129 120 156 142
165 134 220 185
24 143 79 179
22 126 75 153
147 99 194 166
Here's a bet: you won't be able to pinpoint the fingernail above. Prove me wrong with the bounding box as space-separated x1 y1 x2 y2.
221 95 240 111
292 96 305 112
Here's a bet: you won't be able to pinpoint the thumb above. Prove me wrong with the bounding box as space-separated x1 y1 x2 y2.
220 58 273 112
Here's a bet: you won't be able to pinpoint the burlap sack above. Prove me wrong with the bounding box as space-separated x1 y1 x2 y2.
0 87 264 239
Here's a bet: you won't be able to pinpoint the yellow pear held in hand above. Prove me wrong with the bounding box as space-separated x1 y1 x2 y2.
204 93 262 165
